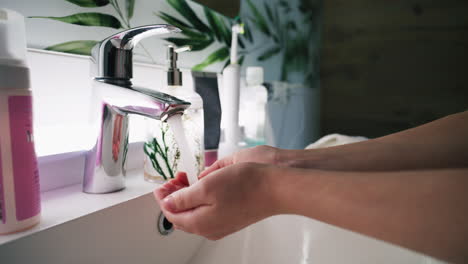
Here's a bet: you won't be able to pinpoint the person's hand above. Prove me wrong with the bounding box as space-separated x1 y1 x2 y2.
153 163 277 240
200 145 280 178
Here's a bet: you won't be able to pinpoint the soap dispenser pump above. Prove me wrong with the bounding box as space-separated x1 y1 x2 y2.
143 45 205 182
167 45 191 86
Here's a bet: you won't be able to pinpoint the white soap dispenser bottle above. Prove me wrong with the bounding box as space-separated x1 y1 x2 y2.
242 66 268 146
144 45 204 182
0 9 41 235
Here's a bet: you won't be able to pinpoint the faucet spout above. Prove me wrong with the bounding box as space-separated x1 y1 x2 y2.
83 82 190 194
95 82 190 121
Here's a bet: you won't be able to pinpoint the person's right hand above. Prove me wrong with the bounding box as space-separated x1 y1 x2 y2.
154 162 280 240
200 145 280 178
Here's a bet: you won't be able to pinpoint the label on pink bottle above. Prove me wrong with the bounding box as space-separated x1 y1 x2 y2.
0 141 4 223
8 96 41 221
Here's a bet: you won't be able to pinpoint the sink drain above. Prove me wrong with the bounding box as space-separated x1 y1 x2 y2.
158 212 174 236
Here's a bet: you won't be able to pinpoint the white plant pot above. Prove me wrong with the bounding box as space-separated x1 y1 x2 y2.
265 82 321 149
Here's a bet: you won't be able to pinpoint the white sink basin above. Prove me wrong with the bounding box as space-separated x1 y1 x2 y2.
0 192 204 264
0 191 445 264
190 215 445 264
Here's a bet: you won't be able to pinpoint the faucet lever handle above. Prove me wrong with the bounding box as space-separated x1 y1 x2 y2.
91 24 181 83
112 25 181 51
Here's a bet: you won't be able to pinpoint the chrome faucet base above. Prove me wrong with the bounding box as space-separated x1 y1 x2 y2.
83 103 129 194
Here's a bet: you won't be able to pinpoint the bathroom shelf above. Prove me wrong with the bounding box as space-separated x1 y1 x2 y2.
0 169 159 246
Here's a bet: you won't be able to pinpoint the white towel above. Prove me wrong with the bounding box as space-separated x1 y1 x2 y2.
305 133 368 149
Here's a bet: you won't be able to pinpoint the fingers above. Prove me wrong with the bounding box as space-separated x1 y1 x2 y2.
154 182 178 202
153 171 189 201
163 205 211 234
153 172 215 237
161 181 208 213
199 157 232 179
168 207 233 241
174 171 189 185
198 161 220 179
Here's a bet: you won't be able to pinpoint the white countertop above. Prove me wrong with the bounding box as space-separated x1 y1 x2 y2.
0 169 160 246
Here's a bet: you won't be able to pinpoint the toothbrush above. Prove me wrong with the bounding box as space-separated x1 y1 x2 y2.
220 23 244 158
230 23 244 64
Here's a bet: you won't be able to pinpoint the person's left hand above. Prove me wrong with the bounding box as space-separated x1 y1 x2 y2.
153 163 277 240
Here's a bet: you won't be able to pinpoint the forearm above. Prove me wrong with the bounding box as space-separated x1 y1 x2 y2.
277 111 468 171
268 167 468 263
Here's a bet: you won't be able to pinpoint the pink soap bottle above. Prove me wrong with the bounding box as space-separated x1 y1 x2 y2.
0 9 41 235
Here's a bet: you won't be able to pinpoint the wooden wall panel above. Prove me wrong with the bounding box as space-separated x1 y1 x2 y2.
320 0 468 138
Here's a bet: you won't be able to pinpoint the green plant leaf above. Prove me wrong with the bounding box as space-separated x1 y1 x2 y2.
64 0 109 7
222 59 230 71
246 0 270 36
192 47 229 71
44 40 99 55
281 34 311 82
219 19 232 46
165 37 213 51
258 46 281 61
203 7 223 42
223 55 245 69
157 12 207 39
279 0 290 9
299 0 319 16
286 21 297 31
238 55 245 65
31 13 122 28
279 0 292 14
157 11 191 28
242 20 254 43
264 2 274 21
126 0 135 20
279 0 292 12
272 4 281 43
238 37 245 49
167 0 210 33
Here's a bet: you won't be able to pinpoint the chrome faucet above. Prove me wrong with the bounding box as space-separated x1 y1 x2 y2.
83 25 190 194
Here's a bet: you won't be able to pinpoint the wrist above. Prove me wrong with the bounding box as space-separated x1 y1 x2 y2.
274 149 298 166
264 166 333 216
276 148 324 169
261 165 285 216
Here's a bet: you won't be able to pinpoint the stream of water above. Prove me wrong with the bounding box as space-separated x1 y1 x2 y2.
167 114 199 185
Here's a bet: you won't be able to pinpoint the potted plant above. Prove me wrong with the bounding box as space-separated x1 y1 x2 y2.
243 0 322 149
159 0 323 149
